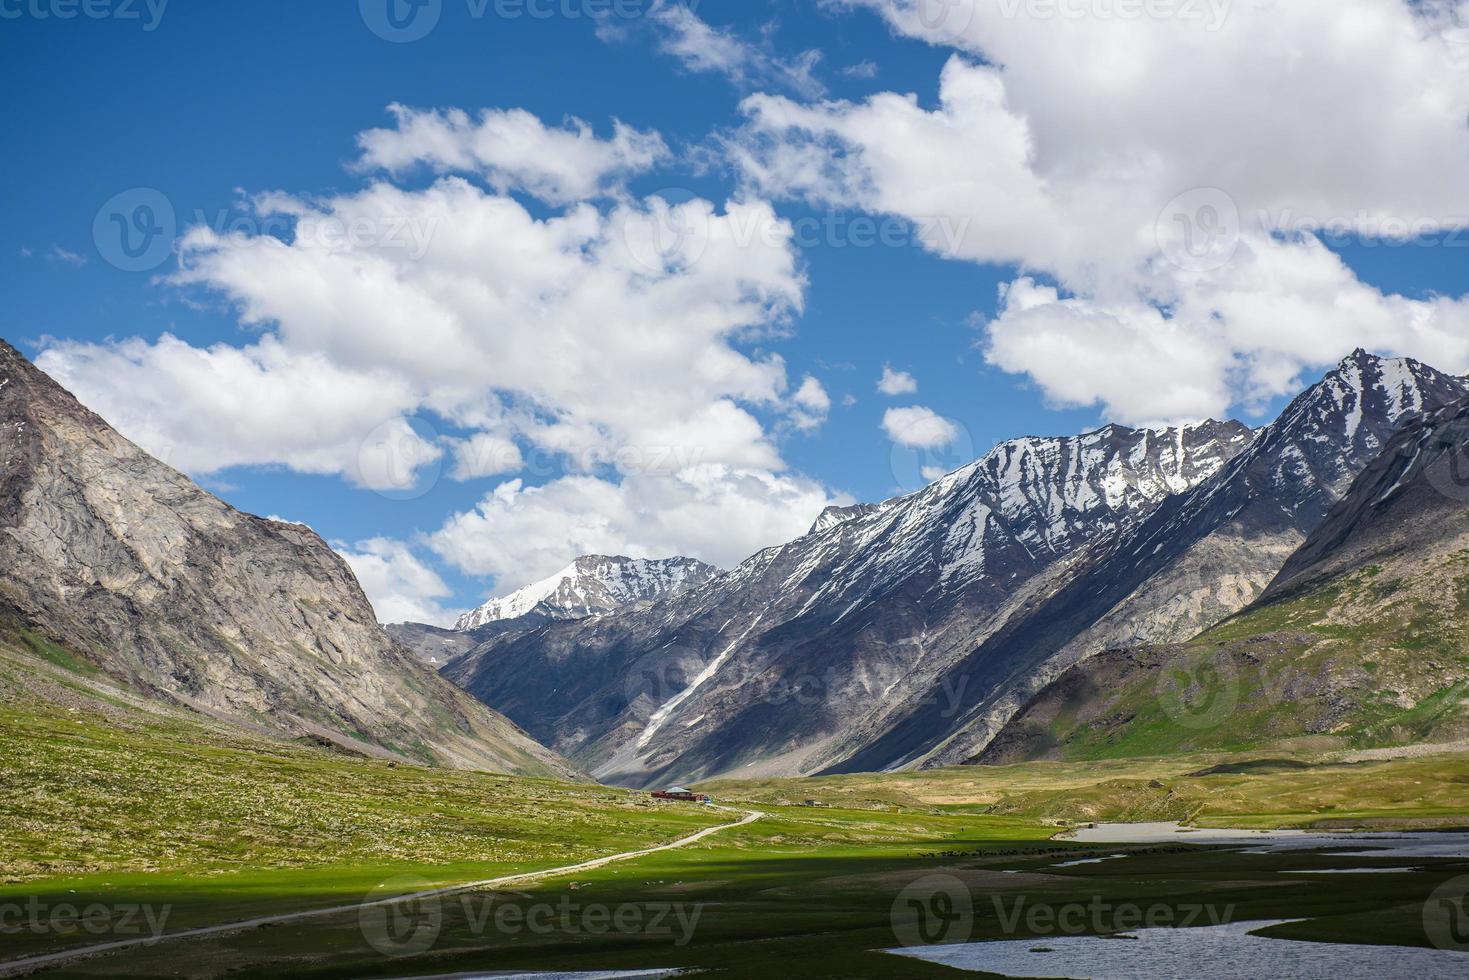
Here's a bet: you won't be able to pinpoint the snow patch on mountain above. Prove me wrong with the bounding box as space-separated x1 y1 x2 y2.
455 555 721 630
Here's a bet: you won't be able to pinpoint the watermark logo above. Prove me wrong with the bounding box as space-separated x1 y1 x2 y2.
1155 648 1239 730
358 878 704 958
1423 418 1469 505
620 189 713 274
1424 875 1469 952
889 416 974 493
623 656 689 712
891 873 973 947
913 0 976 42
994 0 1232 31
892 878 1237 947
358 416 444 500
359 876 443 958
360 0 442 42
1156 187 1240 272
93 187 176 272
359 0 702 43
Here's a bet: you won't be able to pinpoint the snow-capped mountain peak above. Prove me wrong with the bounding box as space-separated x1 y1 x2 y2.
964 418 1254 557
427 350 1469 789
1240 350 1468 510
454 555 721 631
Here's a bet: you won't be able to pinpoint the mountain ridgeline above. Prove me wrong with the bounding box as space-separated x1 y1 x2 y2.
0 340 578 779
979 390 1469 763
408 350 1469 786
20 325 1461 788
835 350 1469 773
435 417 1255 785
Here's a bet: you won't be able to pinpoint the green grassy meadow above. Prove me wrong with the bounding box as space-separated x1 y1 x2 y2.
4 638 1469 978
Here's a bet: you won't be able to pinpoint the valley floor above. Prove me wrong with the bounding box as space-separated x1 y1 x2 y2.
4 640 1469 978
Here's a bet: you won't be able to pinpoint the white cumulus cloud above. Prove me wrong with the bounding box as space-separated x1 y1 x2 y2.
788 374 831 432
882 405 959 448
733 0 1469 423
876 365 918 395
430 465 839 590
39 106 844 595
355 104 668 205
36 334 438 491
337 537 457 627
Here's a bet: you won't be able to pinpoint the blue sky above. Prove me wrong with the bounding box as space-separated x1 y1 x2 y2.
5 0 1468 622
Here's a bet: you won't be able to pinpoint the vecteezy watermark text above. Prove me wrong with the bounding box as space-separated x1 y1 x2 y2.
1157 187 1469 272
0 898 172 940
0 0 167 29
93 187 442 273
990 894 1234 935
996 0 1232 31
360 878 704 958
765 667 970 719
1259 209 1469 250
891 873 1235 947
359 0 702 43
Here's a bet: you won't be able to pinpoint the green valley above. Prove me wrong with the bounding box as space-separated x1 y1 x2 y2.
6 635 1469 978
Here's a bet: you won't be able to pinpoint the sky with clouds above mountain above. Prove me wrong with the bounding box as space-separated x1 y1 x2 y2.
5 0 1469 625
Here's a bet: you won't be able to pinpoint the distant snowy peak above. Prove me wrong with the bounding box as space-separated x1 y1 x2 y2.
454 556 721 631
738 417 1255 617
809 502 889 534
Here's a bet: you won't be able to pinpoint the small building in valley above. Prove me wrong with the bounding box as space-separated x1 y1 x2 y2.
651 786 709 803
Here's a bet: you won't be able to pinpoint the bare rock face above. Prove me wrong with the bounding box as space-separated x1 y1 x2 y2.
1261 393 1469 602
385 622 483 667
0 339 577 779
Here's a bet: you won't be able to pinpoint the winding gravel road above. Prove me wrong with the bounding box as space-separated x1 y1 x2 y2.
0 808 764 978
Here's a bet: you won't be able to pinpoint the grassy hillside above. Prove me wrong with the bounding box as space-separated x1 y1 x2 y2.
699 751 1469 830
978 545 1469 765
0 640 1051 976
0 636 733 955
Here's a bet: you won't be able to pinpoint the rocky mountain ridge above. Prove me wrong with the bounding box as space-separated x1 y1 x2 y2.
977 391 1469 763
844 350 1469 773
0 339 578 779
436 417 1253 786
